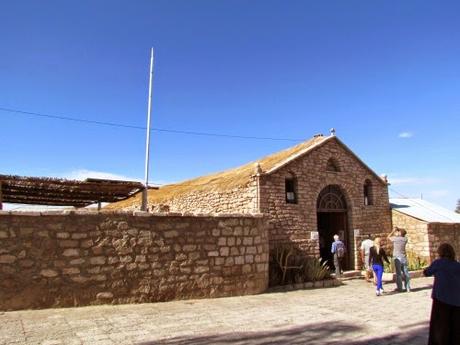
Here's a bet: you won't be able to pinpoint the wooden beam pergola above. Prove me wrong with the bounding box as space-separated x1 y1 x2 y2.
0 175 154 208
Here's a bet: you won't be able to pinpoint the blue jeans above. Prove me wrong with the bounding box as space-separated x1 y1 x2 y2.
372 264 384 291
394 257 411 291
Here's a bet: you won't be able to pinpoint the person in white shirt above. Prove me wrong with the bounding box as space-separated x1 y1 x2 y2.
361 234 374 283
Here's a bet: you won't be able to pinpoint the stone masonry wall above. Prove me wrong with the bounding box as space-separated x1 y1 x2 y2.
428 223 460 262
391 211 460 263
391 210 430 261
146 182 258 214
0 211 268 311
259 139 392 269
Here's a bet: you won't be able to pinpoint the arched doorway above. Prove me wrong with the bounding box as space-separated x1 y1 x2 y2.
317 185 351 270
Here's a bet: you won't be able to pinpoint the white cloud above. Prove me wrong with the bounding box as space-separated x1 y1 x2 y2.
398 132 414 138
64 169 140 182
62 169 171 186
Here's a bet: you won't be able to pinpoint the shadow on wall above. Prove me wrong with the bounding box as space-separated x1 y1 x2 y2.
138 320 428 345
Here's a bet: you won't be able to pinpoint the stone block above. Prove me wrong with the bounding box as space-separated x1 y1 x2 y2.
135 255 146 263
63 249 79 257
0 255 16 264
164 230 179 238
219 247 230 256
70 258 85 265
59 240 79 248
120 256 133 263
243 237 253 246
72 233 88 239
56 232 70 239
40 269 58 278
19 259 34 268
217 237 227 246
71 275 89 284
195 266 209 273
183 245 197 252
90 256 106 265
87 267 101 274
63 267 80 275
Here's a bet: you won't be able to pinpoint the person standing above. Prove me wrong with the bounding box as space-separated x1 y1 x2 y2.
360 234 374 283
388 227 411 292
424 243 460 345
331 234 346 277
369 237 390 296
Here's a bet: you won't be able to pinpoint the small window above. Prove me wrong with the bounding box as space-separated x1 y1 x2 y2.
285 177 297 204
364 179 373 206
326 158 340 172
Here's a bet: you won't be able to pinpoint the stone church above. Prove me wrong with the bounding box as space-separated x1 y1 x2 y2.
111 132 392 270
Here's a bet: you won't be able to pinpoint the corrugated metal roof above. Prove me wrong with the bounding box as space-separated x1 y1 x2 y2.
390 198 460 223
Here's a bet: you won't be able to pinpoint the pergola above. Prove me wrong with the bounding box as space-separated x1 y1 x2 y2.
0 174 150 209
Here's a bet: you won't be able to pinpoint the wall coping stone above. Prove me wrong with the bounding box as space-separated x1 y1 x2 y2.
0 210 265 218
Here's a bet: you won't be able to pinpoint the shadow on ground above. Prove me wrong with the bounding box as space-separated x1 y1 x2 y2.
139 320 428 345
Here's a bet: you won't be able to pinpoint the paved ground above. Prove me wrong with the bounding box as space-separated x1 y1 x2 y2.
0 277 434 345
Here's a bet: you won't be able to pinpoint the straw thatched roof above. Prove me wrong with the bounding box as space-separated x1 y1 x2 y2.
0 175 146 207
108 134 333 210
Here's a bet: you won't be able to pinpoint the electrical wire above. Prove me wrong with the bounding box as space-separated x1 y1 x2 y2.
0 106 304 142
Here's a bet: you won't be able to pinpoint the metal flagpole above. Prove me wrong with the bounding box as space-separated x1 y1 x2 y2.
142 47 154 211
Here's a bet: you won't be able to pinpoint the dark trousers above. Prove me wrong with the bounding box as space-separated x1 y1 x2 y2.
333 254 343 276
428 298 460 345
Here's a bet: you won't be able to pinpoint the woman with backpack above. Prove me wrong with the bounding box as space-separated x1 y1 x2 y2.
369 237 390 296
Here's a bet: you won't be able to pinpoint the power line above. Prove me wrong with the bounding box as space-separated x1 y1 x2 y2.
0 106 303 142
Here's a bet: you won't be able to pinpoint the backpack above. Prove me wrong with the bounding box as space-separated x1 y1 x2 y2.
336 242 346 258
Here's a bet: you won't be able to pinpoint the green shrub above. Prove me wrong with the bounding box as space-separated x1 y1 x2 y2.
407 250 427 271
383 251 427 273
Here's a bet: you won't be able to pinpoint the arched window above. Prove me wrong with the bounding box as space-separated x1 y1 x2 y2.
317 185 347 212
326 158 340 172
285 173 298 204
364 179 373 206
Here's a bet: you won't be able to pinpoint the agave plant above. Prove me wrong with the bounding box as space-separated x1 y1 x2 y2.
301 257 331 282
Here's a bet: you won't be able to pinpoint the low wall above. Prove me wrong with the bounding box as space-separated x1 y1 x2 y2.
0 211 268 311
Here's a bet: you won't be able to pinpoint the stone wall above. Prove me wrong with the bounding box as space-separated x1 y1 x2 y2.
391 210 460 263
428 223 460 262
0 211 268 311
148 182 258 214
260 139 392 269
391 210 430 261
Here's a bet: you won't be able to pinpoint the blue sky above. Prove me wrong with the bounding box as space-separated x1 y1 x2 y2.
1 1 459 210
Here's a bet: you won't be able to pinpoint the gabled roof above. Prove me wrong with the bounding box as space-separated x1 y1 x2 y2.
109 134 385 210
390 198 460 224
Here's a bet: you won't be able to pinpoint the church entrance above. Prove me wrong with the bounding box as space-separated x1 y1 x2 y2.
317 185 351 271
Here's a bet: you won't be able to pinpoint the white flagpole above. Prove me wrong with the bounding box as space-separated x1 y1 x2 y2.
142 47 154 211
